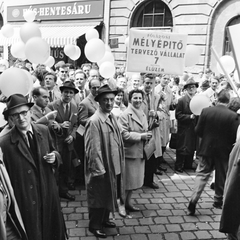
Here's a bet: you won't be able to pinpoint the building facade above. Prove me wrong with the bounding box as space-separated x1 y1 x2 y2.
0 0 240 75
109 0 240 75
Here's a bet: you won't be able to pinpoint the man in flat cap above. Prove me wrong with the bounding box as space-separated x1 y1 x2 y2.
0 94 66 240
85 84 125 238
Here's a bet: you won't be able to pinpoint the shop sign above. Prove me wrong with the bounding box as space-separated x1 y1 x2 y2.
126 29 188 75
51 47 67 63
7 1 104 22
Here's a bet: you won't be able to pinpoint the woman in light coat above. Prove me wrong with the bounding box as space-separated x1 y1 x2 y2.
119 89 152 211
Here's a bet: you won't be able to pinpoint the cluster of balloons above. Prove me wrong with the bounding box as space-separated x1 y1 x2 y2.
190 95 211 115
1 9 55 68
84 28 115 78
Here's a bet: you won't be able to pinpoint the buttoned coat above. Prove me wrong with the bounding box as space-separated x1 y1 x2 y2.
48 99 78 151
84 109 125 212
119 104 148 159
0 123 66 240
175 94 198 155
78 94 98 126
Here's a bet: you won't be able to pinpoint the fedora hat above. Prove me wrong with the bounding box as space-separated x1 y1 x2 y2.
3 94 34 117
59 81 79 94
183 78 199 90
95 84 118 102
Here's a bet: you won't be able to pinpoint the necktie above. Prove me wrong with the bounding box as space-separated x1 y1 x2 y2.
147 94 151 110
26 131 37 160
49 91 53 102
41 108 45 115
65 104 70 120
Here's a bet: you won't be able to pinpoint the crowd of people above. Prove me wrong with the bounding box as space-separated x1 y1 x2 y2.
0 59 240 239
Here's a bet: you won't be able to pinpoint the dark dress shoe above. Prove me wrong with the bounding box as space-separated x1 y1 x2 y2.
126 205 140 212
68 183 76 190
89 228 107 238
155 170 163 175
59 192 75 201
213 202 222 209
175 168 183 173
187 201 196 216
104 221 116 228
144 182 159 189
158 165 167 172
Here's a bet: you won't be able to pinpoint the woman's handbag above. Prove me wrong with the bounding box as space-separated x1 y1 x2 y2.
144 137 156 160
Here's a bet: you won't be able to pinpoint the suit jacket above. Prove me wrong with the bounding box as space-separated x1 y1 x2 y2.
119 104 148 159
73 89 88 108
48 86 61 103
0 123 65 240
78 93 98 126
85 109 125 212
176 94 198 155
48 99 78 151
195 104 239 157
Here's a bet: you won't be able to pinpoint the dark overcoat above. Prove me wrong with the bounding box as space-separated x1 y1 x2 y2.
84 109 125 213
219 139 240 234
175 94 197 155
0 123 66 240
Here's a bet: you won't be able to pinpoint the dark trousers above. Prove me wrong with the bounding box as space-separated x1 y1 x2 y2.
144 154 158 184
58 144 73 194
175 151 194 170
89 208 110 230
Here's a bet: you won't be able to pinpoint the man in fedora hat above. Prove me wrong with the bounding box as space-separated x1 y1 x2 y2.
48 81 78 201
0 94 66 240
175 78 199 173
85 84 125 238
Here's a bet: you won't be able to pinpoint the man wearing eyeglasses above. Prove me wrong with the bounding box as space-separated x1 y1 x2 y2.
0 94 66 240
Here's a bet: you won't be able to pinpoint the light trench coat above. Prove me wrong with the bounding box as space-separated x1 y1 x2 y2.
84 109 125 214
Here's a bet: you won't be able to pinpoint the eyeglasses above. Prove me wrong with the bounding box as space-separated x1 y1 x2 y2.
10 110 29 119
188 85 197 89
60 71 68 73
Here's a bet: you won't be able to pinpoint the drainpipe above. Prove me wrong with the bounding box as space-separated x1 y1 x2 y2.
103 0 110 45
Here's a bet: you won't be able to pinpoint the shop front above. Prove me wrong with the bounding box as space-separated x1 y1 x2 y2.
1 0 105 67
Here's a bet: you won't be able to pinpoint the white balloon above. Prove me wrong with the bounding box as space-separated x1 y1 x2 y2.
20 22 42 43
190 95 211 115
1 24 14 38
64 44 75 57
85 28 99 41
44 56 55 67
11 41 26 59
97 51 114 67
69 46 81 61
22 69 34 95
217 55 235 75
0 102 7 127
25 37 50 64
99 61 115 78
85 38 105 62
23 10 36 23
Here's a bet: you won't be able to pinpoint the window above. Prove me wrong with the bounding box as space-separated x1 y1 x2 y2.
224 16 240 55
131 0 173 29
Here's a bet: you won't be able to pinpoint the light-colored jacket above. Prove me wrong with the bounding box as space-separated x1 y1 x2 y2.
119 105 148 159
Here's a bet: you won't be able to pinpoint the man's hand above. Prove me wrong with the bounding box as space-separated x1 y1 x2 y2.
45 110 58 120
64 135 73 144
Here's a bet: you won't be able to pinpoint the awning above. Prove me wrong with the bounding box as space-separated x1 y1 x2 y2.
0 22 99 47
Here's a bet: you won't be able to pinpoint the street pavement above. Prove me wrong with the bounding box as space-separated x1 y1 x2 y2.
61 148 229 240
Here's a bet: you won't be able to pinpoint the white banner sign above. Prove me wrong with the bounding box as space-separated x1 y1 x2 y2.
126 29 188 75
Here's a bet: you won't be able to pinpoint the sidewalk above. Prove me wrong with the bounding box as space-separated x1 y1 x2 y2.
61 148 228 240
